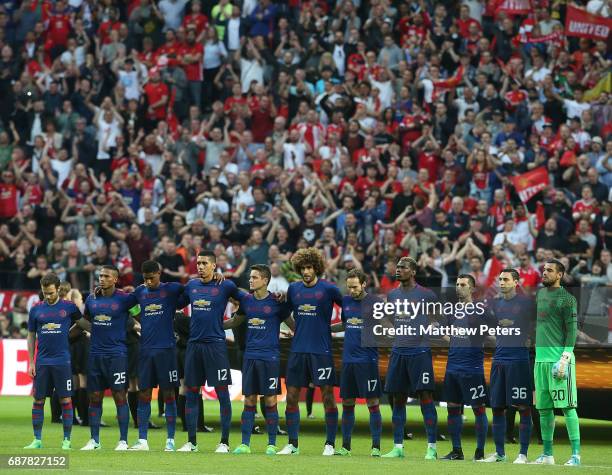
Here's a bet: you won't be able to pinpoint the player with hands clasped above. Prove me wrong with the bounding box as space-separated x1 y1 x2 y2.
382 257 439 460
278 248 343 456
80 265 141 451
441 274 488 462
223 264 291 455
532 259 581 466
24 273 87 450
331 269 383 457
481 268 535 464
128 260 188 452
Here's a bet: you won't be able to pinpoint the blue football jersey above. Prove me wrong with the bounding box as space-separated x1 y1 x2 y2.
287 279 343 355
446 308 485 374
84 290 139 357
185 278 244 343
133 282 185 350
488 294 534 361
238 293 291 361
341 294 380 364
389 284 437 356
28 299 82 366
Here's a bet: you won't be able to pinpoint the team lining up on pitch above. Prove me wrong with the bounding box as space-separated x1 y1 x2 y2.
24 247 581 465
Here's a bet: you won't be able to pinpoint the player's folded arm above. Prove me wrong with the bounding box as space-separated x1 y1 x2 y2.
224 312 246 330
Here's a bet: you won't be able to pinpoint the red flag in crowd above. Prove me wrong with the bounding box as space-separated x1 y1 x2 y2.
510 167 550 203
486 255 504 287
535 201 546 230
565 5 612 41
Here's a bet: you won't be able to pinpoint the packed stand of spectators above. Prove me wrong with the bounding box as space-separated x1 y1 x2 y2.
0 0 611 338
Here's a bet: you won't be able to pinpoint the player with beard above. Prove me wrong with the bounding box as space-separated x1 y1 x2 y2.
532 260 580 466
331 269 384 457
382 257 439 460
24 273 86 450
277 248 343 456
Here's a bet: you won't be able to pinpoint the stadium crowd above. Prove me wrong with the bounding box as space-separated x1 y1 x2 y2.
0 0 611 339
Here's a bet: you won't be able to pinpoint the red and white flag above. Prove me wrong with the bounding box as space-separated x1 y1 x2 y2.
510 167 550 203
565 5 612 41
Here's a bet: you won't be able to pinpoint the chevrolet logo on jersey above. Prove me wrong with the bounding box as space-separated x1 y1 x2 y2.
41 323 61 330
248 318 265 326
346 317 362 326
144 304 162 312
298 304 317 312
193 299 211 308
94 315 112 322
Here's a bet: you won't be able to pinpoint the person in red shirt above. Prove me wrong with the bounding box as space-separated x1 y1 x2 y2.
572 184 599 222
354 164 381 201
156 30 181 68
46 0 72 56
143 69 169 128
98 7 121 45
413 133 441 182
518 254 540 291
249 95 277 144
0 168 21 221
137 36 158 68
456 4 481 38
180 28 204 106
224 83 248 119
182 1 209 41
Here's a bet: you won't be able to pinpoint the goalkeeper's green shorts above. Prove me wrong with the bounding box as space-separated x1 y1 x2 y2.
534 362 578 410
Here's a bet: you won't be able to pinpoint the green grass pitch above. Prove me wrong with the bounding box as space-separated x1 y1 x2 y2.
1 396 611 474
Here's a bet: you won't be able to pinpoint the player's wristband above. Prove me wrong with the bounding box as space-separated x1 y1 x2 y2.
560 351 572 363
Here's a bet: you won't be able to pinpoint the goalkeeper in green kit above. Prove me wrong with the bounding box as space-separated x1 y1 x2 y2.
533 259 580 466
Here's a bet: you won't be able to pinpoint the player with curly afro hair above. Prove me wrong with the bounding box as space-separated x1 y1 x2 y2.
291 247 326 285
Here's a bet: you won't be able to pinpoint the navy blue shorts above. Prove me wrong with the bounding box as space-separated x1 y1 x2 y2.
139 347 179 390
34 364 73 400
442 370 488 405
242 359 280 396
184 341 232 388
286 352 335 387
490 360 533 408
340 362 381 399
384 351 435 395
88 355 128 392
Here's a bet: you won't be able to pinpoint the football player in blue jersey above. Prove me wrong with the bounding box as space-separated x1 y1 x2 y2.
278 248 343 456
80 265 141 451
481 269 535 464
128 260 188 451
331 269 383 457
382 256 439 460
441 274 488 461
25 273 85 450
223 264 291 455
178 250 244 453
